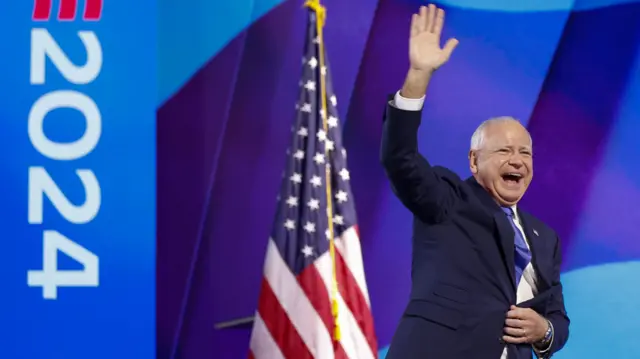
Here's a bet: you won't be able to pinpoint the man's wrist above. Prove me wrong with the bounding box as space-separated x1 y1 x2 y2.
400 68 435 99
534 319 553 350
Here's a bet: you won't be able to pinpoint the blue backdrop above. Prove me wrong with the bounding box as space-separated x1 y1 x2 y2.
0 1 156 358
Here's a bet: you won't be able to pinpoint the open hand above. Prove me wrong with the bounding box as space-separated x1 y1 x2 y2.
409 4 459 72
503 305 549 344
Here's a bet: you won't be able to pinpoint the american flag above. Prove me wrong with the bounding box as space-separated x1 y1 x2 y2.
248 4 378 359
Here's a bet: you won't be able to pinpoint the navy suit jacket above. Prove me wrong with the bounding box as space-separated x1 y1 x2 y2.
380 101 570 359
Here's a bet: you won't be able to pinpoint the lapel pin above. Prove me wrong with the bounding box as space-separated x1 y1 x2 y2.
533 229 539 236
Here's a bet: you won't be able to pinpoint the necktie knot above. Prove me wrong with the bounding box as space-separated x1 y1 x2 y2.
501 207 514 217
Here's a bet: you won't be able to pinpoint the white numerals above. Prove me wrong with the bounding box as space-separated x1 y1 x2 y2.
30 29 102 85
28 167 101 224
27 230 99 299
28 28 103 299
28 90 102 161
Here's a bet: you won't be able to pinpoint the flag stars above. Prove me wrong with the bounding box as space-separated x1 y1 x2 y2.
286 196 299 207
293 150 305 160
274 35 360 277
310 175 322 187
325 229 333 240
284 219 296 230
303 221 316 233
313 152 325 164
300 103 312 113
325 139 335 151
341 148 347 158
290 173 302 184
301 245 314 257
335 190 348 203
307 198 320 211
339 168 350 181
308 57 318 69
317 129 327 142
327 116 338 128
304 80 316 91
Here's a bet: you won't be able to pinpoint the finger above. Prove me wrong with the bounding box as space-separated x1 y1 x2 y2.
513 307 537 320
503 326 525 337
506 307 529 318
505 318 523 328
503 335 528 344
410 13 419 37
433 8 445 37
427 4 437 33
417 6 427 32
506 310 521 319
442 38 459 59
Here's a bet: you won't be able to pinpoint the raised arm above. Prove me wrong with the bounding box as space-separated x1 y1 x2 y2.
380 4 459 223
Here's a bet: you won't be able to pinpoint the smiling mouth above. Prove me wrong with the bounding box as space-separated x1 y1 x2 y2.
501 172 523 185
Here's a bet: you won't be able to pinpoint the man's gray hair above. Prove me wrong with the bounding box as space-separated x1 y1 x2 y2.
469 116 531 151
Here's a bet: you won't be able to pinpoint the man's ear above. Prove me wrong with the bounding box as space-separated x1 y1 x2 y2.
469 150 478 174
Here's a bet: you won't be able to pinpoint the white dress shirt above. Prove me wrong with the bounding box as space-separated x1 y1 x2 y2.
502 205 538 359
392 91 545 358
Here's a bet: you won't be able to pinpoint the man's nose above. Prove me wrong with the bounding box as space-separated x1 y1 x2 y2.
508 156 523 167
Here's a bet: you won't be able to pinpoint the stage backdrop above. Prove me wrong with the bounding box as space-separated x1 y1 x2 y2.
157 0 640 358
0 1 157 359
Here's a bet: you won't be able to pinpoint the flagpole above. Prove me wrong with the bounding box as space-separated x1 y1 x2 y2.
304 0 341 342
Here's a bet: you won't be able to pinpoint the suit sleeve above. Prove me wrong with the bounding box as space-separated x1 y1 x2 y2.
380 95 457 223
539 236 570 357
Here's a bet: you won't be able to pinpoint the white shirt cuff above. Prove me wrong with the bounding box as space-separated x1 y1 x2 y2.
393 90 425 111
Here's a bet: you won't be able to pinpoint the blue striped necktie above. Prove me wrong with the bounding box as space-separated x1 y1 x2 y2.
501 207 532 287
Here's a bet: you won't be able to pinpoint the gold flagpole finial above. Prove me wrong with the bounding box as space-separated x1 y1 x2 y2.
304 0 326 27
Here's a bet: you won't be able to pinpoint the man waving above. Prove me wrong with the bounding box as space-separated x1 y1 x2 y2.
381 4 570 359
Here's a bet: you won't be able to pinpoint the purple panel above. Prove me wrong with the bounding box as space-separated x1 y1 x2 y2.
171 2 304 358
322 0 381 123
521 4 640 270
156 26 248 359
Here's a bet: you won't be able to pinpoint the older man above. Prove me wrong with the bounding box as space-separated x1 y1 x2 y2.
381 4 570 359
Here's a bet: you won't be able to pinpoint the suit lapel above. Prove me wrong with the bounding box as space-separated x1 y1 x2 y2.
494 212 516 291
465 177 517 295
